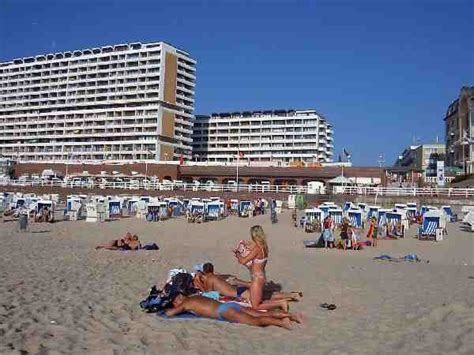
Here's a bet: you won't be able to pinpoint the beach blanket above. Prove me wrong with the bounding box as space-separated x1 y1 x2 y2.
374 254 422 262
116 243 159 251
379 236 399 240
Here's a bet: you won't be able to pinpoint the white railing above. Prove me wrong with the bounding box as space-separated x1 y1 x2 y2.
1 179 309 194
2 179 474 198
333 186 474 198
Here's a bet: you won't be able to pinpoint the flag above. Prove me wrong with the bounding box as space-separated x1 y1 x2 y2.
179 155 184 165
238 151 244 159
343 148 351 159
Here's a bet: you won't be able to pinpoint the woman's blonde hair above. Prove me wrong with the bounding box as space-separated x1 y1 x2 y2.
250 225 268 256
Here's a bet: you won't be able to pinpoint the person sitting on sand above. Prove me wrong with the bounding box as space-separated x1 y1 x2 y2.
195 263 302 304
165 293 303 330
350 226 362 250
127 234 142 250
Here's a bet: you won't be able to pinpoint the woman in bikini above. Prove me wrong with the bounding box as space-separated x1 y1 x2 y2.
234 225 290 311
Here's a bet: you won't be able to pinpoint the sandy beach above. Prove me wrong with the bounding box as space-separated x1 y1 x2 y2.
1 210 473 354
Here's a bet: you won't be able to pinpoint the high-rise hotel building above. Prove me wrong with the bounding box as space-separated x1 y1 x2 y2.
192 109 334 163
0 41 196 162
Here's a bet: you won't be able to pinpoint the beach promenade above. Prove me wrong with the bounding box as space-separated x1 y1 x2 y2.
1 210 473 354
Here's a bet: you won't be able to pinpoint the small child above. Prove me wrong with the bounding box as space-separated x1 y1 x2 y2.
351 227 361 250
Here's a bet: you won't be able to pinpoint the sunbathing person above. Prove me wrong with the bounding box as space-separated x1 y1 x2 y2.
165 293 303 330
195 263 302 304
96 232 141 250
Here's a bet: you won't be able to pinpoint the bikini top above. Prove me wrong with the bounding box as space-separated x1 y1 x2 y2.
246 246 267 267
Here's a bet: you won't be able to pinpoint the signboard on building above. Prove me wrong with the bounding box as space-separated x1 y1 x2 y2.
436 161 445 187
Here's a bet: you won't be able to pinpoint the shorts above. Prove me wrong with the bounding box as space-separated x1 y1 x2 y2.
236 286 247 298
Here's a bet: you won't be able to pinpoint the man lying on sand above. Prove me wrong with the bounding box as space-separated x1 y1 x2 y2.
194 263 302 311
96 232 141 250
166 293 303 330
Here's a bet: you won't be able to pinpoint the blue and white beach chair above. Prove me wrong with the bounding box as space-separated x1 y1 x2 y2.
108 200 122 217
305 208 323 224
441 205 457 222
419 210 446 240
127 198 139 214
328 209 343 227
319 205 330 219
36 200 54 214
357 203 367 212
140 196 151 204
367 206 380 220
386 211 406 237
348 209 363 228
206 201 222 220
395 203 407 210
406 207 417 220
343 202 353 212
239 200 252 217
146 203 161 222
190 201 205 215
377 209 390 228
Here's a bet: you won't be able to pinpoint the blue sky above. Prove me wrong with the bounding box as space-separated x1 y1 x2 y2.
1 0 473 165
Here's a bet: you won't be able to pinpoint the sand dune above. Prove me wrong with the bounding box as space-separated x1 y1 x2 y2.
1 211 473 354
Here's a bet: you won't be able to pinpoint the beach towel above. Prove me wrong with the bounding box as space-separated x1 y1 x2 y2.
374 254 422 262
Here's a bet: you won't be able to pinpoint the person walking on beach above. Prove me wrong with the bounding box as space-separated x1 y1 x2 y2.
366 217 378 247
340 218 350 250
234 225 288 311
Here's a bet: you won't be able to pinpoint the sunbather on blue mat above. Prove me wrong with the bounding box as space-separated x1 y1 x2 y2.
163 293 303 329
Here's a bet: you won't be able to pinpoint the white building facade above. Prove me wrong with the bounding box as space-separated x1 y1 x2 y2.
0 41 196 162
192 109 334 163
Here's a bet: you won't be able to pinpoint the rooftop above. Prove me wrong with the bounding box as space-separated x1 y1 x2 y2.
196 109 329 122
0 41 194 67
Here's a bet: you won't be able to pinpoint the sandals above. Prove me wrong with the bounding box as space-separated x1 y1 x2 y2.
320 303 337 311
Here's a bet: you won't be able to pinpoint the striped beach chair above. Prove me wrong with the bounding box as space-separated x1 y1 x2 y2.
329 209 343 227
419 217 439 238
442 206 457 222
367 206 380 220
348 210 363 228
319 205 330 219
377 209 390 228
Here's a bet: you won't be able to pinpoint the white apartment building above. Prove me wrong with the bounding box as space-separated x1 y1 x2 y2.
192 109 334 163
0 41 196 162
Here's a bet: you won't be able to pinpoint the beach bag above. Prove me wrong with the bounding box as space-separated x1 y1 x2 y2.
140 286 172 313
142 243 159 250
